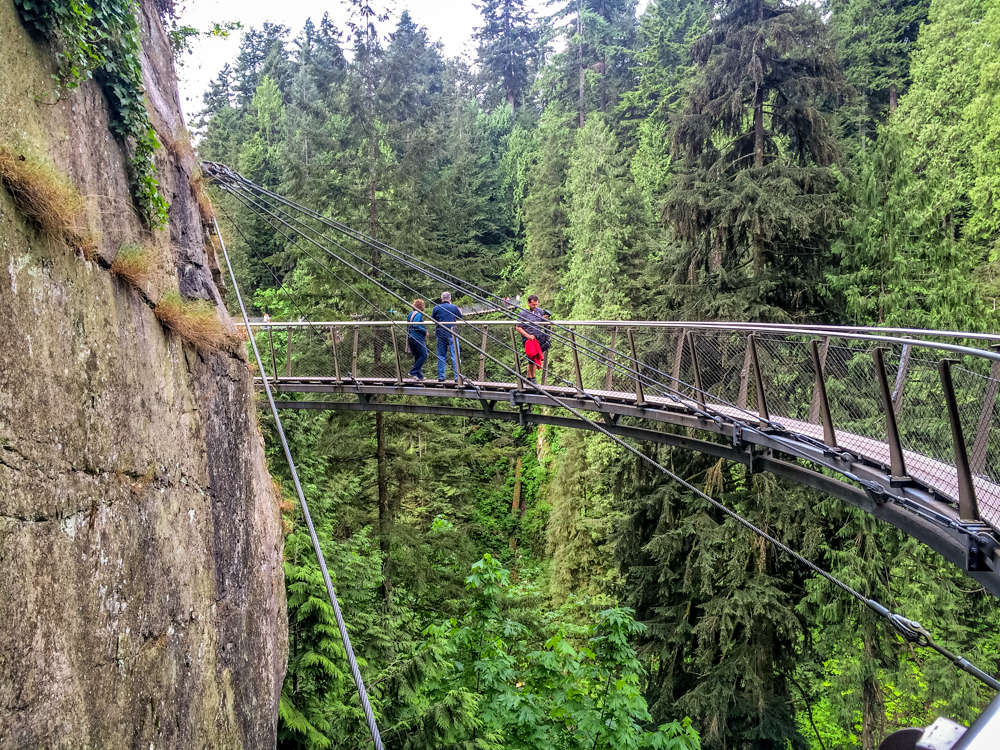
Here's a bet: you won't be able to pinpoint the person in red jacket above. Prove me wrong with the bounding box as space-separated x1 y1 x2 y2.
516 294 546 384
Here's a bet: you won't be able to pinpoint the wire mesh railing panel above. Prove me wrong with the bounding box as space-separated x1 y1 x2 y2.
754 336 818 423
820 341 888 460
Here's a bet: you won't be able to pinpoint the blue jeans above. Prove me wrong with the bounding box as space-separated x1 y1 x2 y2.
408 336 427 377
436 333 460 380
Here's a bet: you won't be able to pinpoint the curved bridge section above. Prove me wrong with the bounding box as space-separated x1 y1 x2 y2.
251 319 1000 596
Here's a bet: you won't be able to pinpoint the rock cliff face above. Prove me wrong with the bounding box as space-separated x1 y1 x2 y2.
0 2 287 748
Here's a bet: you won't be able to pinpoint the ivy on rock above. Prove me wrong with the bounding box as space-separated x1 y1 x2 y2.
15 0 170 228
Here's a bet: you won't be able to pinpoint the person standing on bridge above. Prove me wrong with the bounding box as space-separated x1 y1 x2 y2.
431 291 463 382
516 295 546 385
406 299 427 380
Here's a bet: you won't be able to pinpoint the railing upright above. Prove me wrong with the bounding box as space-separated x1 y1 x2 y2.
971 346 1000 475
738 344 752 410
892 343 912 418
352 325 360 379
331 327 341 384
390 326 403 385
267 327 278 380
939 359 980 521
478 325 488 382
569 329 584 393
672 328 686 384
605 327 617 391
810 339 837 448
511 327 527 388
748 334 769 422
874 347 908 481
285 326 292 377
627 328 646 406
807 336 830 424
687 330 705 405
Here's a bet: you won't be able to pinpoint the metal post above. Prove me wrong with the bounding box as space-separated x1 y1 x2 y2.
807 336 830 423
605 327 618 391
738 342 752 410
285 326 292 377
511 327 526 388
267 327 278 380
352 325 359 379
569 328 584 393
627 328 645 406
331 327 341 384
810 339 837 448
892 343 912 418
671 328 686 384
390 326 403 385
873 347 907 480
939 359 980 521
687 330 705 405
478 325 488 382
747 334 769 422
541 348 550 387
455 330 464 386
971 346 1000 475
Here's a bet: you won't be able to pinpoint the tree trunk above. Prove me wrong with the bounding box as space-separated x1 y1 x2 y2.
377 412 392 602
578 0 585 128
509 455 523 551
753 86 764 169
889 83 898 113
861 637 883 750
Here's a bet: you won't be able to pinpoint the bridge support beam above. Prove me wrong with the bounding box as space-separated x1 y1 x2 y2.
940 359 980 521
478 325 488 381
874 347 908 481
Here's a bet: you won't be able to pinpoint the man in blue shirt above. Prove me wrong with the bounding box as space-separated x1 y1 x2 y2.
431 291 463 381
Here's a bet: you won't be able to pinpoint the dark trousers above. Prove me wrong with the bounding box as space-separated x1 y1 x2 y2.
408 336 427 377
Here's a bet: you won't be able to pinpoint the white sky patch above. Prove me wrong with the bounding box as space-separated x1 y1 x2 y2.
173 0 485 120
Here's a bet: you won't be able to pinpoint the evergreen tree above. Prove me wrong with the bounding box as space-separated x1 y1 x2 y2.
564 116 645 320
664 0 848 321
827 0 929 154
475 0 539 111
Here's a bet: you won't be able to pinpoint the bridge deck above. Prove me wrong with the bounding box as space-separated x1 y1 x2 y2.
267 375 1000 527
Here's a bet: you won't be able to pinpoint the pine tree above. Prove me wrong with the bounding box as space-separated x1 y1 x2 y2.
664 0 848 321
475 0 539 111
827 0 929 154
564 116 645 320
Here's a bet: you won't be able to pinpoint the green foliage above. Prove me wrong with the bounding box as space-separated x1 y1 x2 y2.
384 554 702 750
14 0 170 227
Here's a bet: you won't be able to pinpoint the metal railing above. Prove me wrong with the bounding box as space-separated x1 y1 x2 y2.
245 319 1000 535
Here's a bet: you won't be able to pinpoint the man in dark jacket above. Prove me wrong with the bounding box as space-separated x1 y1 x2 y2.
431 291 463 381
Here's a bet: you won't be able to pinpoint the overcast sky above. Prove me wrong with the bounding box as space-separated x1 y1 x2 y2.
173 0 489 120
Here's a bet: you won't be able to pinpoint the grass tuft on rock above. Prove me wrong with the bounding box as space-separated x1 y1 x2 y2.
0 146 92 249
153 291 228 352
110 243 157 289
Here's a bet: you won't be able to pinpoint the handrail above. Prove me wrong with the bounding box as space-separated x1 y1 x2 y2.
244 320 1000 362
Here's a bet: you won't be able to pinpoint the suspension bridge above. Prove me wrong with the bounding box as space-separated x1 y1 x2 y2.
204 161 1000 745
